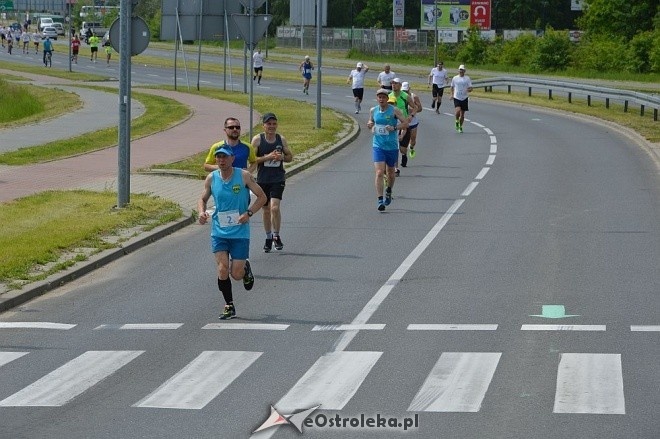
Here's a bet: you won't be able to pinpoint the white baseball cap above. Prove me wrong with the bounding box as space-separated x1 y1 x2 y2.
391 77 402 83
458 64 466 71
305 55 310 59
356 62 363 68
401 82 410 91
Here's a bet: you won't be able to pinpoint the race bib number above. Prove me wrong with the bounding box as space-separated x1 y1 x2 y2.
374 124 389 136
218 210 240 227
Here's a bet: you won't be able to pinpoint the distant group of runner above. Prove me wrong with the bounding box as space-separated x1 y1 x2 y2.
352 61 473 211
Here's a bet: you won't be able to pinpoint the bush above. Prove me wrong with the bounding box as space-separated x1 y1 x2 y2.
499 34 538 67
530 28 573 72
570 35 629 72
628 31 655 73
456 26 490 65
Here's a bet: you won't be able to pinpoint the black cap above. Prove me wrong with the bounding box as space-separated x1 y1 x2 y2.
262 113 277 123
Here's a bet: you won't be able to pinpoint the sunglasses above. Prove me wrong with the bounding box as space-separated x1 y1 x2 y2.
225 126 241 130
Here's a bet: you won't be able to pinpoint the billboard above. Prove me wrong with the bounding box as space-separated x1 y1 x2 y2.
421 0 471 31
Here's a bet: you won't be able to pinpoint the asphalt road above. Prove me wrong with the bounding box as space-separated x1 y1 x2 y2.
1 47 659 439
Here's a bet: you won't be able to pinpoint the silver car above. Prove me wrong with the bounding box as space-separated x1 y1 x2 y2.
41 26 58 40
50 23 65 36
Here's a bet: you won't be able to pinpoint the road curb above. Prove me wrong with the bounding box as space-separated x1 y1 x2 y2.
0 215 195 313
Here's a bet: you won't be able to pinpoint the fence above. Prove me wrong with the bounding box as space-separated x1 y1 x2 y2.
276 27 430 54
472 77 660 121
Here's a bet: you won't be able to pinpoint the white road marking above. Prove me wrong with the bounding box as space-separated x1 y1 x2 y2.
332 198 465 352
0 352 29 367
554 353 625 414
521 324 606 331
489 135 497 144
407 324 498 331
475 167 490 180
631 325 660 331
0 351 144 406
486 154 496 165
202 323 289 331
461 182 479 197
134 351 261 409
275 351 382 411
490 144 497 153
408 352 501 412
312 324 385 331
0 322 76 330
94 323 183 330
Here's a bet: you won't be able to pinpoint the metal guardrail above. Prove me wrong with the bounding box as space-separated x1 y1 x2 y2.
469 77 659 121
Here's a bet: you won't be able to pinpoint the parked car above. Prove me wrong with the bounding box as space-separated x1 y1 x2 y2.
37 17 54 31
50 22 65 36
41 27 58 40
9 22 22 31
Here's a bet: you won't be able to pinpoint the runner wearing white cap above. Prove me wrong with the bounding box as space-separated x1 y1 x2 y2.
347 62 369 113
299 55 314 95
450 64 473 133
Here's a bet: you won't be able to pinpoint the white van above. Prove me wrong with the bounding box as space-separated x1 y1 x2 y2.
37 17 54 31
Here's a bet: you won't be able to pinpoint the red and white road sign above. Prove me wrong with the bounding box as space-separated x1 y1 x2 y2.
470 0 491 30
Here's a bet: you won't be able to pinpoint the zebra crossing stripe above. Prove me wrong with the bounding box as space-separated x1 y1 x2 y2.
408 352 501 412
134 351 262 409
554 353 625 414
0 352 29 367
0 322 76 330
275 351 382 412
407 324 498 331
0 351 144 407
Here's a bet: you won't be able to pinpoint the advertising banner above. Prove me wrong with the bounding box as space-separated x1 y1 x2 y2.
420 0 471 31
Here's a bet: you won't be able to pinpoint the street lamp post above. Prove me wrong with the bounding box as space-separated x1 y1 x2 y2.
433 0 438 66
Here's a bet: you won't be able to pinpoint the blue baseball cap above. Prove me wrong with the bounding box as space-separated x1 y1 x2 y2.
214 146 234 156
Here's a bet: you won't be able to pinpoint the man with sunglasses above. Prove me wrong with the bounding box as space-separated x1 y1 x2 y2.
204 118 256 172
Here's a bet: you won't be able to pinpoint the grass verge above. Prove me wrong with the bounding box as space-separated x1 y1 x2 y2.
0 79 82 128
0 190 183 291
0 88 191 165
146 87 354 178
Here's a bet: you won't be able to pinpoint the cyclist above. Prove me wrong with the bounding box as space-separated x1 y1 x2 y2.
43 36 53 67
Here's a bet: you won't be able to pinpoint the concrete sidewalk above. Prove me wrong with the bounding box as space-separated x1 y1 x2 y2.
0 71 253 211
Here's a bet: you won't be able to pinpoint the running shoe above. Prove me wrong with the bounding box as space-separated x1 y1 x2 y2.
409 148 416 158
458 125 463 133
455 121 460 131
431 101 435 109
384 189 392 206
395 168 400 177
377 200 386 211
219 304 236 320
401 154 408 167
243 260 254 291
263 238 273 253
273 235 284 251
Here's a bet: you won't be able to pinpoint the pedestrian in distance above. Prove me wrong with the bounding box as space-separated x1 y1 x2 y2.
105 43 112 65
251 113 294 253
203 117 256 172
253 48 264 85
299 55 314 95
401 82 423 159
88 33 100 62
451 64 473 133
198 146 267 320
42 36 53 66
21 31 30 54
367 89 409 211
0 27 5 48
377 64 396 91
71 34 80 63
428 61 449 114
388 78 417 172
32 31 40 54
347 62 369 114
6 35 12 55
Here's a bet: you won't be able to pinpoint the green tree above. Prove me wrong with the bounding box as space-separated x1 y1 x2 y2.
577 0 658 40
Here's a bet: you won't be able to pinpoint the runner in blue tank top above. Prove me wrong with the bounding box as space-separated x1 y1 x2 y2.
198 146 267 320
367 89 409 211
299 55 314 95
